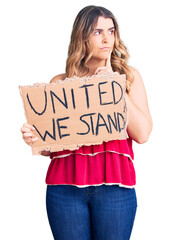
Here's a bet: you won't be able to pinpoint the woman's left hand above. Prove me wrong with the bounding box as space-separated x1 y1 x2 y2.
94 50 113 75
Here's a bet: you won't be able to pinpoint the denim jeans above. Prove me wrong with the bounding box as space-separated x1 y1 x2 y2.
46 184 137 240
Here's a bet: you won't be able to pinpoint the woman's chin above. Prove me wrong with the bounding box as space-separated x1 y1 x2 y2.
92 53 109 61
98 51 110 58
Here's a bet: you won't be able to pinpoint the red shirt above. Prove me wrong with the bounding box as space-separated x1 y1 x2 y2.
45 138 136 188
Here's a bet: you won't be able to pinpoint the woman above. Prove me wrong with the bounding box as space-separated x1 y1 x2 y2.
21 5 153 240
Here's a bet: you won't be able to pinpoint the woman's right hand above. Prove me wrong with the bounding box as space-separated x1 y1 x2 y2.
20 123 39 146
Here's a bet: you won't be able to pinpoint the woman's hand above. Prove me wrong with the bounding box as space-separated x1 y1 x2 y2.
20 123 39 146
20 123 51 156
94 50 118 75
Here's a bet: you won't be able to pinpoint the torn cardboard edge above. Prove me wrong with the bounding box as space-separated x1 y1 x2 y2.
31 130 128 155
19 71 122 89
19 71 128 155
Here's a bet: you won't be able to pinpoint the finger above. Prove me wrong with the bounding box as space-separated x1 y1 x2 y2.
23 123 35 131
21 127 33 134
23 132 36 138
105 50 112 67
21 127 35 134
22 124 35 133
24 136 39 144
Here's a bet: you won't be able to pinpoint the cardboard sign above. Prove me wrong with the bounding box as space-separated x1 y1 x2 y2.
19 71 128 155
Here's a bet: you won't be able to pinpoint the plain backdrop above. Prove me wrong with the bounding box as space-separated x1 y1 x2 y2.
0 0 170 239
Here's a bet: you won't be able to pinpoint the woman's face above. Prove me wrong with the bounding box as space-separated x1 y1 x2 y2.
89 16 115 60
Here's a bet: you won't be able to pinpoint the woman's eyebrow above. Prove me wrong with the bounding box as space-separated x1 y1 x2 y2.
95 27 115 31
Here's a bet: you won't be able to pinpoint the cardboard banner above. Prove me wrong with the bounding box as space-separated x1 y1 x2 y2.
19 71 128 155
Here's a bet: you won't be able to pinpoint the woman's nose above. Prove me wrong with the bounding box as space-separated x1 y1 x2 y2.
102 33 109 43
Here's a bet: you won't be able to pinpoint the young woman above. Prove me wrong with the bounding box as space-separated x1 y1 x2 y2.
21 5 153 240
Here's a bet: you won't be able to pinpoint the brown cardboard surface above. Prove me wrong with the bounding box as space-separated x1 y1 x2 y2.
19 71 128 155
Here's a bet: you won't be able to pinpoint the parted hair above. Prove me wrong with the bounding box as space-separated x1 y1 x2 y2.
65 5 134 93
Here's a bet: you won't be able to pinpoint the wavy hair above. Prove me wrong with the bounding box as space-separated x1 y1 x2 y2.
65 5 134 93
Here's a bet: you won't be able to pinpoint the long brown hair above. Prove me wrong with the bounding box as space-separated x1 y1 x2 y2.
65 5 134 93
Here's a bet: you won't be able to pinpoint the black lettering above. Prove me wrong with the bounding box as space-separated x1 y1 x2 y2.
107 112 118 133
33 118 56 141
50 88 68 114
96 113 110 135
27 90 47 115
77 113 96 135
89 114 95 135
98 81 113 105
79 84 94 108
111 81 123 104
71 88 76 109
117 113 126 132
56 117 70 139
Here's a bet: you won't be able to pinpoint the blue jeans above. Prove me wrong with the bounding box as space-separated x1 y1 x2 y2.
46 184 137 240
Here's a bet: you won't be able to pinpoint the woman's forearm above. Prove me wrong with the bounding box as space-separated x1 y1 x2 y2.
125 93 152 143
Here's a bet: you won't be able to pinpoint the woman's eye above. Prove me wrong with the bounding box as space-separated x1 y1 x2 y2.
109 30 114 34
94 30 114 35
94 31 101 35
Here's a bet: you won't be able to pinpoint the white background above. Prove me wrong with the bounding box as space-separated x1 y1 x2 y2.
0 0 170 239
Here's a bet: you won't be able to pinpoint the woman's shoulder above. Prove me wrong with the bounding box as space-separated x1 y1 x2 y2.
129 67 142 80
127 67 143 91
50 73 67 83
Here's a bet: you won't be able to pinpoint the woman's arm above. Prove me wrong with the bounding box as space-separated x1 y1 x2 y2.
126 68 153 143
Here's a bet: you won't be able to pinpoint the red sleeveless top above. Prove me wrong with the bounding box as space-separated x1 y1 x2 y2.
45 137 136 188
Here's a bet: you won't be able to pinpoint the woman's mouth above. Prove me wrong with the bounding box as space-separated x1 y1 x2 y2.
100 47 110 50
